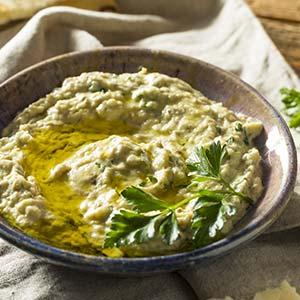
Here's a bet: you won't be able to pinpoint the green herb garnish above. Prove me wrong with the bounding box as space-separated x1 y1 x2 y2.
104 142 252 250
121 186 169 213
191 190 236 247
280 87 300 128
187 141 227 179
104 187 180 247
187 141 252 204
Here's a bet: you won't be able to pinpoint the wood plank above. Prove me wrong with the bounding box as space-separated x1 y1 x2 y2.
258 17 300 76
246 0 300 22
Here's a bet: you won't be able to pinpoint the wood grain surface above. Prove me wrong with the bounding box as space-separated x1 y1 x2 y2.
246 0 300 76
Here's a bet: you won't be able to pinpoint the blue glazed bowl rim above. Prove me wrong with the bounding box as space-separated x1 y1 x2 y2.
0 47 297 274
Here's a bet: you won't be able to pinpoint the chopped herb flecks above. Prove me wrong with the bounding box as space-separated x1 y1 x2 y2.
88 81 107 93
235 122 249 145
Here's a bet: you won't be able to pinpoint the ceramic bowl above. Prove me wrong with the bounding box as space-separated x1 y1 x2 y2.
0 47 297 275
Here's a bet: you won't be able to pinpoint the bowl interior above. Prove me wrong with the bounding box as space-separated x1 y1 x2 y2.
0 47 296 274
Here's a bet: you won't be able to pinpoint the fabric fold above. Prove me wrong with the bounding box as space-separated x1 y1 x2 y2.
0 0 299 299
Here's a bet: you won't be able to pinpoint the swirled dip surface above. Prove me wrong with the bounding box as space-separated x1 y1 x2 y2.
0 69 263 256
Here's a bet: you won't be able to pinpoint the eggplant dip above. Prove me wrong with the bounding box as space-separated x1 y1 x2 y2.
0 68 263 257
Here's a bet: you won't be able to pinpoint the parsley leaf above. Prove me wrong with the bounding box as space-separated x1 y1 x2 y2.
192 196 236 247
159 212 180 245
121 186 170 213
188 142 252 204
105 188 179 248
280 87 300 128
194 189 225 202
104 209 180 248
187 141 227 178
104 210 160 247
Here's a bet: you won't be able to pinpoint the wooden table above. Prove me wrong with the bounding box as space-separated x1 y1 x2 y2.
246 0 300 76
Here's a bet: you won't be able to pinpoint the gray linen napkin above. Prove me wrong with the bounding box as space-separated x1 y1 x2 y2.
0 1 299 299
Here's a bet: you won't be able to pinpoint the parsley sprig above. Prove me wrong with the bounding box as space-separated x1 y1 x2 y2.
280 87 300 128
104 187 180 247
191 190 236 247
187 141 252 204
104 142 252 250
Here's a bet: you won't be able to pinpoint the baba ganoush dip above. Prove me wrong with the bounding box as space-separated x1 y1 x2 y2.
0 68 263 257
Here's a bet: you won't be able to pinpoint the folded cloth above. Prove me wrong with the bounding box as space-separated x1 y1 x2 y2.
0 1 299 299
0 0 117 26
